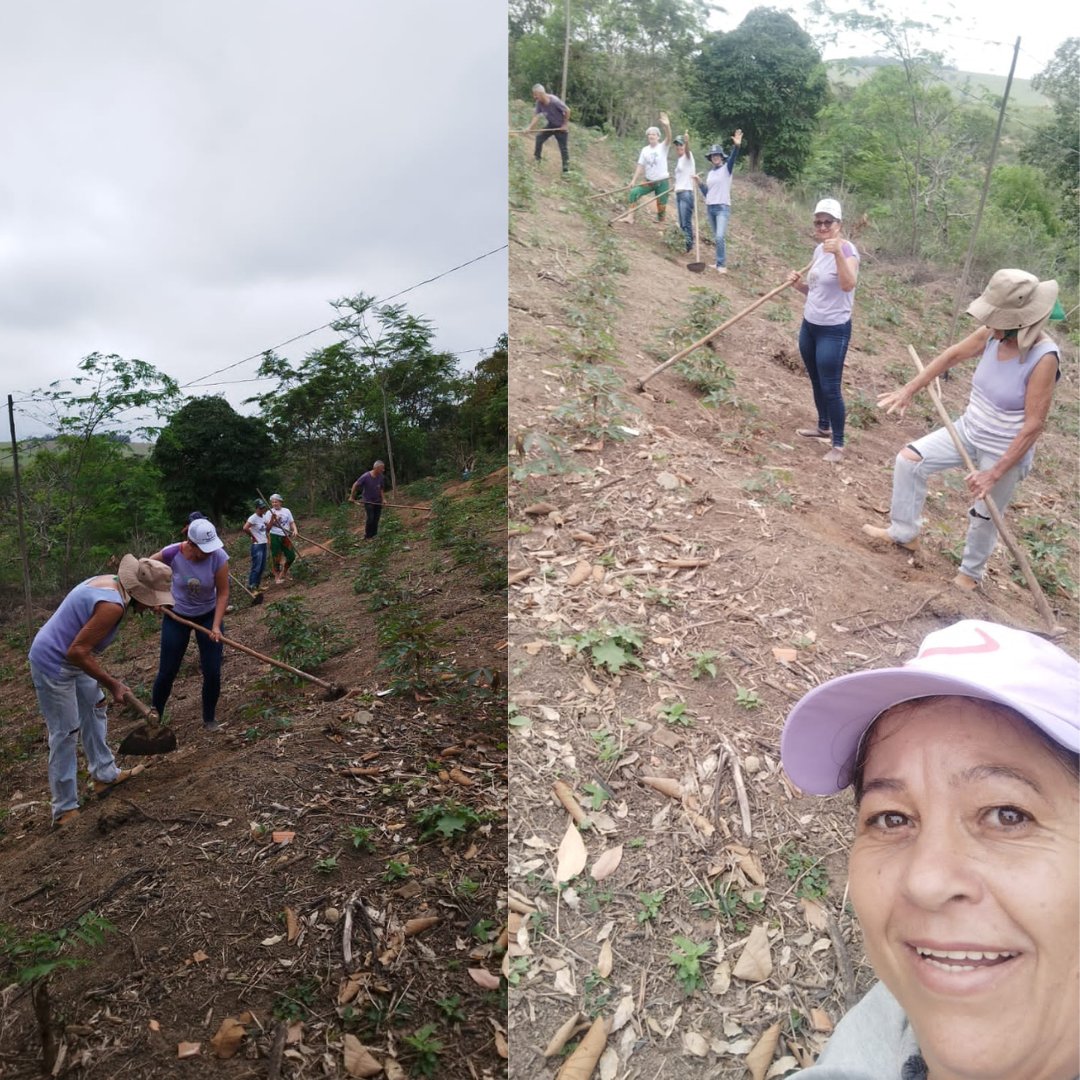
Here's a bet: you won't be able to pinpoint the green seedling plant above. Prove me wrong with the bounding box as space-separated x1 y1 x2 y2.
735 687 761 710
348 826 376 853
560 624 644 674
581 782 610 811
435 995 466 1024
314 856 339 875
782 843 830 900
669 936 710 995
265 596 344 672
658 700 693 727
402 1023 444 1077
414 800 482 841
384 860 411 882
637 889 666 923
689 649 719 679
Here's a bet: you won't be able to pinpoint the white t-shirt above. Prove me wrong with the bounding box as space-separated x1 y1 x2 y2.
674 151 696 192
803 240 860 326
269 507 295 537
246 511 271 544
637 141 669 182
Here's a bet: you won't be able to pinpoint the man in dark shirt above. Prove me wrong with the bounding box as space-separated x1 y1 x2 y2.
349 460 387 539
524 84 570 173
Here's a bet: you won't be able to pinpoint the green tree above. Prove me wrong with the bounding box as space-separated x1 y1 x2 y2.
151 396 274 526
1021 38 1079 248
511 0 710 134
690 9 828 179
28 353 179 583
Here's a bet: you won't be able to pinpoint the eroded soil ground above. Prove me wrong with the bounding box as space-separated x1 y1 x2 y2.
0 476 508 1079
507 122 1078 1078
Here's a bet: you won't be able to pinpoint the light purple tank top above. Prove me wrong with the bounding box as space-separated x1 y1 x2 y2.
28 581 126 677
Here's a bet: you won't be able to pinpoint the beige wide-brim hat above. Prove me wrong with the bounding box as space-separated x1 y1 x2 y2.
117 555 174 607
966 269 1058 349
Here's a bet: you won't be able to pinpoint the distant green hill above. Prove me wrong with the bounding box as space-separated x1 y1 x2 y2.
0 438 153 473
826 57 1049 110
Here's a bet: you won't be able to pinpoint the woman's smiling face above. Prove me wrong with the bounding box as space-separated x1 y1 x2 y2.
849 697 1079 1080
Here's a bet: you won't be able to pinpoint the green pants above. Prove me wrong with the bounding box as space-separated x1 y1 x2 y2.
629 178 670 218
270 533 296 567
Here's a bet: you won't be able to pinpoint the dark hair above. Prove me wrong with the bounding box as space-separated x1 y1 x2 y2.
852 695 1079 802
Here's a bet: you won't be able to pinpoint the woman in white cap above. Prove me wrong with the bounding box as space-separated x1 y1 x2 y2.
27 555 173 825
620 112 673 225
862 269 1061 591
267 494 298 584
148 518 230 732
788 198 860 463
781 618 1078 1079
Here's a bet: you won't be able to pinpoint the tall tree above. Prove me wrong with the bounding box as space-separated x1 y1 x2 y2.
31 353 179 582
151 396 273 526
1021 38 1079 243
690 9 828 179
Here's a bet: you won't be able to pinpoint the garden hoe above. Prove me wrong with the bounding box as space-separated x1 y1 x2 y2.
686 186 707 274
229 572 264 605
163 609 348 700
117 692 177 756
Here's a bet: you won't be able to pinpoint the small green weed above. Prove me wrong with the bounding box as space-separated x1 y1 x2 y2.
348 826 376 853
272 978 318 1021
435 995 466 1023
782 843 829 900
669 936 710 995
314 856 339 875
735 688 761 710
658 700 693 726
637 889 665 923
384 860 411 882
414 801 482 841
560 624 644 674
402 1023 444 1077
581 782 610 811
688 649 719 679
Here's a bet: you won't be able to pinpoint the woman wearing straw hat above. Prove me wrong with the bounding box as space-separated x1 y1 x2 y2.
780 618 1078 1078
862 269 1061 592
27 555 173 825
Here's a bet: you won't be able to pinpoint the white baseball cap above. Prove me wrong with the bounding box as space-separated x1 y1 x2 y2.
814 198 842 221
781 619 1080 795
186 518 224 553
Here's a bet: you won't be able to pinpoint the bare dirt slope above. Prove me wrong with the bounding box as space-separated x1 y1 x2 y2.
507 126 1077 1078
0 480 507 1079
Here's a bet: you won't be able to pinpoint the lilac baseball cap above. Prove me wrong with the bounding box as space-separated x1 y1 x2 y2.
781 619 1080 795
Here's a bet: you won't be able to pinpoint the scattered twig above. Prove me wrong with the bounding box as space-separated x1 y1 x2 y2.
826 910 858 1011
720 737 752 839
266 1022 287 1080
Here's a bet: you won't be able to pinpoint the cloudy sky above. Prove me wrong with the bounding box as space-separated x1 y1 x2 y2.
0 2 507 438
711 0 1070 80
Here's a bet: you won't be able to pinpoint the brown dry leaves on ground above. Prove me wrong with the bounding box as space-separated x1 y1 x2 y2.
0 485 507 1079
507 126 1078 1078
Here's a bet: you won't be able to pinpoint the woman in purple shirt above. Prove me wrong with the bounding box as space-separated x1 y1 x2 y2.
27 555 173 825
788 198 860 464
148 518 230 731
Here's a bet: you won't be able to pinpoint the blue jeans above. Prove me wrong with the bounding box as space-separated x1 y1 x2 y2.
30 659 120 820
248 542 267 589
798 319 851 448
152 609 224 726
707 203 731 267
676 190 694 251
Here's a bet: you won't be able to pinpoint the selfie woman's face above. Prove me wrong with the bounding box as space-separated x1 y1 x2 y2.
849 697 1078 1080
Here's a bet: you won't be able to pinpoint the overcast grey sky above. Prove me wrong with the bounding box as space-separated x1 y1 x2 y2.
0 1 507 437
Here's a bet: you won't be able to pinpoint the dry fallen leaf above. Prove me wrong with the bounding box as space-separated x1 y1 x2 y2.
468 968 501 990
745 1022 781 1080
738 852 767 886
590 844 623 882
799 897 828 930
148 1019 161 1033
338 973 365 1005
494 1029 509 1059
566 561 592 587
404 916 440 937
177 1042 201 1059
555 819 588 883
191 949 209 964
555 1015 610 1080
523 502 557 516
598 1046 619 1080
810 1007 833 1033
384 1058 406 1080
610 996 634 1033
641 775 682 800
343 1034 382 1078
596 939 613 979
209 1017 246 1059
285 907 300 944
733 924 773 982
544 1012 584 1058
